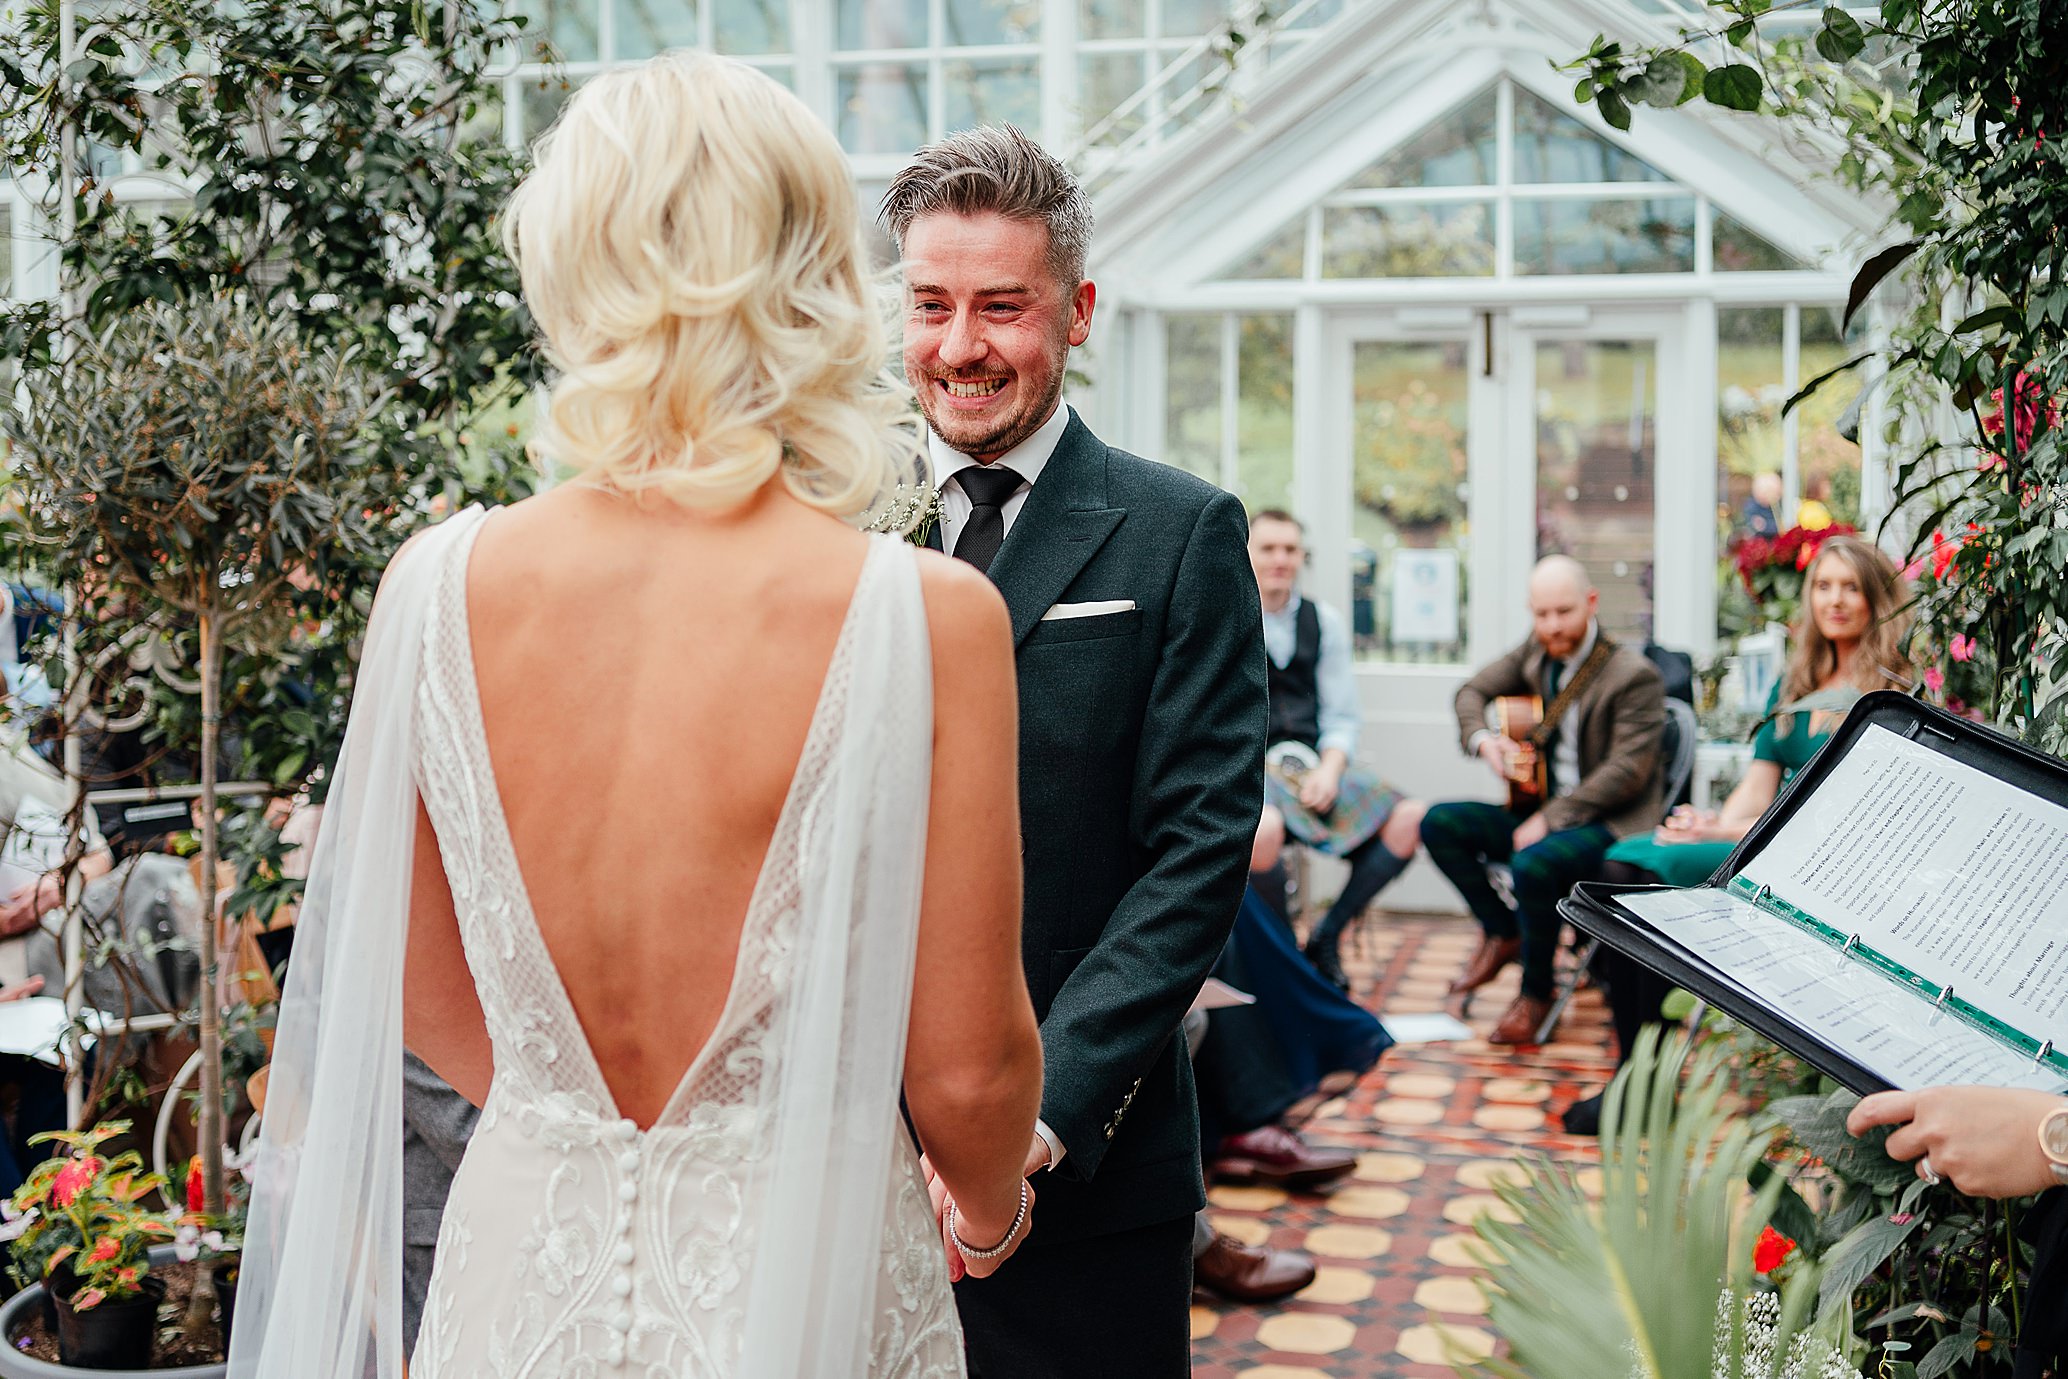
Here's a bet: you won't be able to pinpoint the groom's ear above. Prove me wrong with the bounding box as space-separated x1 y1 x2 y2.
1068 280 1095 347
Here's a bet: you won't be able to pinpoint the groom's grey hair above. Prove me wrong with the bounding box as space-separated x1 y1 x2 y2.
881 125 1095 287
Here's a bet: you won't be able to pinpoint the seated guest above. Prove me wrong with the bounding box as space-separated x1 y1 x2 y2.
1419 556 1665 1045
1566 535 1909 1132
1247 510 1424 989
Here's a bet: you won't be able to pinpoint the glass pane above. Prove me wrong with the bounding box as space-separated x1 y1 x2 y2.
1216 216 1305 280
839 0 925 49
715 0 787 52
1798 306 1863 529
1236 315 1294 509
1512 87 1670 184
749 61 795 89
1164 315 1222 483
1714 211 1809 272
1513 197 1695 275
1157 48 1219 135
1161 0 1228 36
520 74 583 143
1352 340 1470 663
837 63 928 154
1321 203 1493 278
1079 0 1143 39
944 59 1039 133
1717 307 1786 640
944 0 1039 46
1535 338 1657 644
1078 53 1148 140
1 205 12 296
613 0 696 56
520 0 601 62
1347 94 1497 189
1283 0 1343 28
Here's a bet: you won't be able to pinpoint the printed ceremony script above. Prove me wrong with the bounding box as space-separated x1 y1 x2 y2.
1619 723 2068 1093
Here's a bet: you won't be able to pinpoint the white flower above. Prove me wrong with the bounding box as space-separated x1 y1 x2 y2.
0 1205 38 1243
174 1223 200 1262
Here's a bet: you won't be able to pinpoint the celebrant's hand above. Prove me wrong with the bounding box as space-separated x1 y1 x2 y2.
1847 1086 2068 1198
0 875 58 936
1477 736 1520 780
1510 812 1549 852
0 976 43 1003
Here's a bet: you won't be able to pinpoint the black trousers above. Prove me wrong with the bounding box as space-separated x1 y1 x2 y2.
957 1214 1195 1379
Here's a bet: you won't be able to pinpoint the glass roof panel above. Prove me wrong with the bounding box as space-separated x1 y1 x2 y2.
1513 196 1695 275
1215 216 1307 280
1322 202 1494 278
1347 93 1497 190
1713 212 1811 271
1512 87 1671 184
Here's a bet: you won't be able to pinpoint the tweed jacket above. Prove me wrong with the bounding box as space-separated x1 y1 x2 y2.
1453 633 1665 839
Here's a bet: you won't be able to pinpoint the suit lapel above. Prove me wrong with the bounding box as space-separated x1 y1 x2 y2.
921 518 943 553
986 413 1125 647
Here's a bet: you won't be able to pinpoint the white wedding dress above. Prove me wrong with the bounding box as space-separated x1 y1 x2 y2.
229 508 965 1379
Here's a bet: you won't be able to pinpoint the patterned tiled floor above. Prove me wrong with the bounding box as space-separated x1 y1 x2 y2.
1190 912 1619 1378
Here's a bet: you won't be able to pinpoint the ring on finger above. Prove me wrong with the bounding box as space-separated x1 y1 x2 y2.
1918 1154 1942 1186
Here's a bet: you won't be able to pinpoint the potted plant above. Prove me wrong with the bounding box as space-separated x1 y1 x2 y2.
2 1124 171 1371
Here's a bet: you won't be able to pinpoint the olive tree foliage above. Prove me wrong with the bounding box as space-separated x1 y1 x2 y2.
1568 0 2068 752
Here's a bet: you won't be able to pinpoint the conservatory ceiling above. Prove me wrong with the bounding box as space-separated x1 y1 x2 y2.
1087 0 1892 306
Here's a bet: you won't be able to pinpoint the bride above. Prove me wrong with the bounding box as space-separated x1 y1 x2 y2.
228 53 1042 1379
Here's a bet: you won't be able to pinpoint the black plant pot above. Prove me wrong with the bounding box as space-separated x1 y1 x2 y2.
209 1264 236 1342
52 1278 162 1371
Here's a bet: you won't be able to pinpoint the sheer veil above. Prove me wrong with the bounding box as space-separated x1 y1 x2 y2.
229 509 937 1379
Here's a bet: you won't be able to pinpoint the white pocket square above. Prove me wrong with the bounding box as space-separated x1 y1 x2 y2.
1041 599 1136 621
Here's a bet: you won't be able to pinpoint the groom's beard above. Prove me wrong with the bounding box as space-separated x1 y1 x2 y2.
914 353 1068 459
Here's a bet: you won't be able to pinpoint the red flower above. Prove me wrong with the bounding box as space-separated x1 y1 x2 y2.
51 1157 103 1209
1753 1225 1796 1275
185 1157 205 1215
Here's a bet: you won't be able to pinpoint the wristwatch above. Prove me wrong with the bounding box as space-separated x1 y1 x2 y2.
2039 1105 2068 1187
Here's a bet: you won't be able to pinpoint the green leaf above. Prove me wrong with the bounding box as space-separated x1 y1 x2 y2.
1782 351 1875 416
1916 1331 1980 1379
1844 240 1920 328
1672 51 1707 105
1817 1210 1924 1312
1597 86 1632 131
1631 52 1689 108
1726 18 1755 46
1814 7 1868 62
1703 63 1763 111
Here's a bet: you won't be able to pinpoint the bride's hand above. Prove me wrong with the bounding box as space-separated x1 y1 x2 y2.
945 1180 1034 1281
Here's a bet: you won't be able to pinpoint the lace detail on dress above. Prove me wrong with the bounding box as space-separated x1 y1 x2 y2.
409 521 961 1378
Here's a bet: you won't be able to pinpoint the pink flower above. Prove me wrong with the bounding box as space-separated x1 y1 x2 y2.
51 1157 103 1208
1950 635 1976 662
1924 667 1946 694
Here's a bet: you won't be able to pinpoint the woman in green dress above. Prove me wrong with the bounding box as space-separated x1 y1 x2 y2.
1606 533 1913 886
1562 535 1912 1136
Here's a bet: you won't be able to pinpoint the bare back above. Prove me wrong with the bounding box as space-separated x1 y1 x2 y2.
457 482 872 1128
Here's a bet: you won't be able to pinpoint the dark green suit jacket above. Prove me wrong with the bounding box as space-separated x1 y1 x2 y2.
932 410 1268 1244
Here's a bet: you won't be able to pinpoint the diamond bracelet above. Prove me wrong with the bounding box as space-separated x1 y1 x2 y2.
949 1180 1030 1262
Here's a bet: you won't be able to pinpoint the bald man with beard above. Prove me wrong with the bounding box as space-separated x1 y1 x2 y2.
1416 557 1664 1046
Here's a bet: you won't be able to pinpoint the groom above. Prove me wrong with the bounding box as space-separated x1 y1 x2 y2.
886 127 1268 1377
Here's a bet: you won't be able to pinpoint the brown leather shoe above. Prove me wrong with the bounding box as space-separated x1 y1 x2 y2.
1212 1125 1358 1189
1194 1232 1317 1303
1448 935 1522 995
1489 994 1553 1046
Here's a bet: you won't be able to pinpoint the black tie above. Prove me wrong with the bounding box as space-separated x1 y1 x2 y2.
952 465 1024 575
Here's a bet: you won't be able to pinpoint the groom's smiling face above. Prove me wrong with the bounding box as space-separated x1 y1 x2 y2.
902 211 1095 461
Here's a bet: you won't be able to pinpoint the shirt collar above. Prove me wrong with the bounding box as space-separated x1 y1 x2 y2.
1262 590 1303 622
927 398 1070 491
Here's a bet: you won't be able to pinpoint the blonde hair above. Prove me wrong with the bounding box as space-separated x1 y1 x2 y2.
1782 534 1912 704
503 53 925 516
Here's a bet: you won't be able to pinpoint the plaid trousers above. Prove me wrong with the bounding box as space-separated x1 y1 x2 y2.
1418 801 1614 1001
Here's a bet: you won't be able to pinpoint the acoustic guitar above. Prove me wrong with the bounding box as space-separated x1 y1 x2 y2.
1485 694 1546 813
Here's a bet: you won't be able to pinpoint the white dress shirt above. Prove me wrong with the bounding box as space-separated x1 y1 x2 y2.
926 398 1073 1170
926 398 1071 557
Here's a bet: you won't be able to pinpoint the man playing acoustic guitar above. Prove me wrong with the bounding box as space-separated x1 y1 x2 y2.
1419 556 1665 1046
